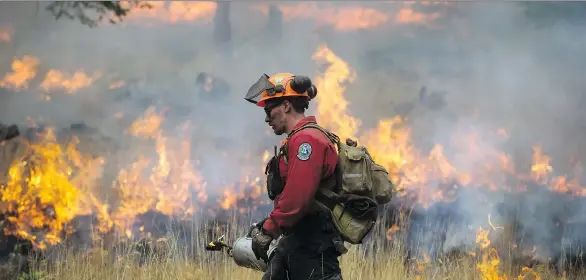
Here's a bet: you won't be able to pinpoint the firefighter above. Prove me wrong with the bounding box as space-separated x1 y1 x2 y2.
244 73 345 280
195 72 230 101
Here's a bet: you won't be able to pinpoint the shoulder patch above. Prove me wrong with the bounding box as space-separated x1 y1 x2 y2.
296 142 312 161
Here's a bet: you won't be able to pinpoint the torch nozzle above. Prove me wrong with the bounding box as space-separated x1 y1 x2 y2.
205 235 232 252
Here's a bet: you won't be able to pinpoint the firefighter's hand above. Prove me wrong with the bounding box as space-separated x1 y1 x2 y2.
251 228 273 263
255 217 268 230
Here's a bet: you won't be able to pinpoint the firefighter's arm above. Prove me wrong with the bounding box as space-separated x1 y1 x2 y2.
262 134 325 239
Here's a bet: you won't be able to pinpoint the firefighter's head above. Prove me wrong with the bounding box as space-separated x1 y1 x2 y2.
245 73 318 135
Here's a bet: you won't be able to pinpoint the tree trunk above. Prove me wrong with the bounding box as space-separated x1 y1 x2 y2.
267 4 282 43
213 2 231 54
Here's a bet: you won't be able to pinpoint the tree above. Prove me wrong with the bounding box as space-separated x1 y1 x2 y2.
45 1 152 28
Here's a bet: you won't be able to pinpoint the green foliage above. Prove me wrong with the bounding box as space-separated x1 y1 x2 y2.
45 1 153 28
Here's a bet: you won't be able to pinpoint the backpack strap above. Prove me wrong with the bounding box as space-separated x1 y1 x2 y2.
285 122 344 202
283 122 341 163
288 123 340 145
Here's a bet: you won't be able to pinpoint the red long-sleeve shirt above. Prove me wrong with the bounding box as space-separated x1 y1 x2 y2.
262 116 338 239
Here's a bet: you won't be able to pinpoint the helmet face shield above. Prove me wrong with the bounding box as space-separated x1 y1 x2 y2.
244 74 274 105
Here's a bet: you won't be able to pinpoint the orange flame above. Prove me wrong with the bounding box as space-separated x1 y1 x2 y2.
312 44 360 140
255 3 390 32
0 129 99 249
128 106 165 138
108 107 207 236
40 69 101 94
0 56 40 90
218 150 269 212
530 145 552 183
109 80 125 89
125 1 217 24
475 225 541 280
310 43 586 209
395 8 442 25
386 224 400 240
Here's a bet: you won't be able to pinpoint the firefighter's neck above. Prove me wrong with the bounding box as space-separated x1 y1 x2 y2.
285 114 306 135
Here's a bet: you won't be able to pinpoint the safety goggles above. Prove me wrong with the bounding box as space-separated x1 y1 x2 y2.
263 101 284 118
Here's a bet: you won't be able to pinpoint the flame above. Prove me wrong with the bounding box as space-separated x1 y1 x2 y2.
254 3 390 31
0 57 99 96
476 227 491 249
310 43 586 209
414 249 430 280
125 1 217 24
0 129 95 249
530 145 552 183
475 225 505 280
311 44 461 206
0 103 216 244
394 8 442 25
0 56 40 90
286 4 389 31
312 44 361 140
109 156 156 235
311 44 473 207
128 106 165 138
386 224 400 240
360 117 420 195
124 2 439 31
109 80 126 89
517 267 541 280
218 189 237 210
255 3 443 31
109 108 206 236
40 69 101 94
475 225 541 280
217 151 270 212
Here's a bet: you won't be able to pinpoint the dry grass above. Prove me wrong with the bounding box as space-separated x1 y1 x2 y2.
20 243 573 280
9 217 581 280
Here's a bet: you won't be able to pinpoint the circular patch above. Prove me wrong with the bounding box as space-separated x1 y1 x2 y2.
297 143 312 161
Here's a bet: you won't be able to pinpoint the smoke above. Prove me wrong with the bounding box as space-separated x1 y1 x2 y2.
1 1 586 261
367 2 586 263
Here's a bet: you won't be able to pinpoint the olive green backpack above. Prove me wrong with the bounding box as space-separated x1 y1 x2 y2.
284 123 395 244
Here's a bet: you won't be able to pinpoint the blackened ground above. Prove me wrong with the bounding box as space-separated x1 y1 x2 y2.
0 215 32 278
0 124 19 141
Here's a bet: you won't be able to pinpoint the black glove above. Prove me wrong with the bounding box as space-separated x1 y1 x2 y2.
251 227 273 263
255 217 268 229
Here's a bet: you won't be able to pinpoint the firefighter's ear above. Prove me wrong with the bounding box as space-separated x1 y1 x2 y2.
282 100 293 113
